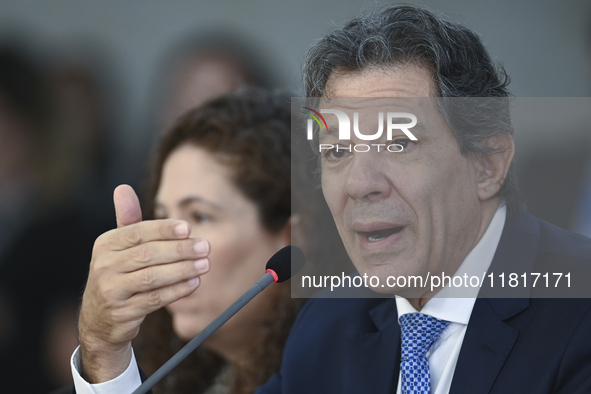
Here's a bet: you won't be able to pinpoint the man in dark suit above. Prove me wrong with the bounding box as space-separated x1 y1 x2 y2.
256 213 591 393
252 5 591 393
72 4 591 393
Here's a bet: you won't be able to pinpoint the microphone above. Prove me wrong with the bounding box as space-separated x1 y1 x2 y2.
132 245 305 394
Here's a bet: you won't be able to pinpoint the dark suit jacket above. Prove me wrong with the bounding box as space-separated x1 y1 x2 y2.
256 211 591 393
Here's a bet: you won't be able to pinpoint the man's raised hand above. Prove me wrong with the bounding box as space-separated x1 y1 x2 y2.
78 185 210 383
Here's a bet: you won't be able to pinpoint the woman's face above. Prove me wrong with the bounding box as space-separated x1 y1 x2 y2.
155 144 289 361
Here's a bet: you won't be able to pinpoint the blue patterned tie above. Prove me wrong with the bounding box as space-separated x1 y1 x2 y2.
400 313 450 394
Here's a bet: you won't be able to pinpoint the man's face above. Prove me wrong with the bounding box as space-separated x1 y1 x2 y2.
320 66 484 297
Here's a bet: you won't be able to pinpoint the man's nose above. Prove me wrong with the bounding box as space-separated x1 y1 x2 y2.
343 152 391 201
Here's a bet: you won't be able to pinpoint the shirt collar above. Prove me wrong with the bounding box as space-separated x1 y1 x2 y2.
396 205 507 325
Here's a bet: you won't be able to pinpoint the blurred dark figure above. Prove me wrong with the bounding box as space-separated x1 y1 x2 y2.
575 19 591 237
130 31 280 199
517 137 591 234
575 156 591 237
0 43 114 392
517 19 591 236
151 30 278 134
48 46 120 222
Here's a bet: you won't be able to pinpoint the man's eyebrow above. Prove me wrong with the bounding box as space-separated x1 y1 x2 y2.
389 116 415 123
408 122 428 134
318 125 340 141
318 118 428 139
389 116 429 134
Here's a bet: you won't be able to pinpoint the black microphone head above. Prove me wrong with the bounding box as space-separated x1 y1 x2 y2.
266 245 305 283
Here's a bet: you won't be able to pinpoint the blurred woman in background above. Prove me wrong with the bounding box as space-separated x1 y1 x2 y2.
73 87 349 394
136 87 304 394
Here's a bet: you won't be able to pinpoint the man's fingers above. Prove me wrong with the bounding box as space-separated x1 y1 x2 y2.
121 258 210 294
117 239 209 271
98 220 203 253
129 278 202 316
114 184 143 228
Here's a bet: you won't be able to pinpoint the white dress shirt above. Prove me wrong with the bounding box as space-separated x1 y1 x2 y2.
395 205 506 394
72 206 506 394
71 347 142 394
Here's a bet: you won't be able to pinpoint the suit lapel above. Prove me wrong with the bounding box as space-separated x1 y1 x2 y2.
343 298 400 394
449 298 525 394
451 211 541 393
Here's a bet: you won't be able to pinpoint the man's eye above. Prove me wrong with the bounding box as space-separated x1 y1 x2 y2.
392 139 414 151
332 146 347 158
324 145 350 161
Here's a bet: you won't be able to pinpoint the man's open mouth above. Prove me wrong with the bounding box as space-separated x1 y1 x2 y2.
362 226 404 242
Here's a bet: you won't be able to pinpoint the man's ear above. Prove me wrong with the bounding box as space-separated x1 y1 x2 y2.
474 132 514 201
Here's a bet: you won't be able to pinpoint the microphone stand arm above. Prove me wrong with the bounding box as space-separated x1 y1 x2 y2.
132 272 275 394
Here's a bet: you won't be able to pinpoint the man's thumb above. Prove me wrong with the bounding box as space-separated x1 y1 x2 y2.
113 184 142 228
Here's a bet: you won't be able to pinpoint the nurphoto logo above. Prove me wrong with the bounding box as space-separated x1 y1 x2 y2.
302 107 418 153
